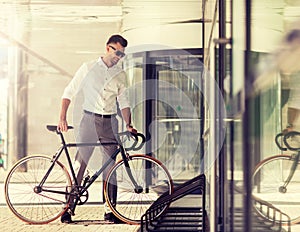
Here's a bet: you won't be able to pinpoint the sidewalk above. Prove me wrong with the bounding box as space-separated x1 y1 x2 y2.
0 204 140 232
0 169 140 232
2 167 300 232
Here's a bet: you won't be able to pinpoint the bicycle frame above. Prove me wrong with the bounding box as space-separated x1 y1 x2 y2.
37 130 141 203
4 125 174 225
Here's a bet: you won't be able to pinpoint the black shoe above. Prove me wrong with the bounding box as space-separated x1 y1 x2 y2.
61 211 72 224
104 213 125 224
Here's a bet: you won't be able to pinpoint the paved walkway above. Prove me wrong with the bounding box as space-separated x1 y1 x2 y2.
2 168 300 232
0 168 140 232
0 204 140 232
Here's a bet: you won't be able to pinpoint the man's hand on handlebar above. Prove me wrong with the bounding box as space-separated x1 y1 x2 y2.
282 126 294 135
126 125 137 134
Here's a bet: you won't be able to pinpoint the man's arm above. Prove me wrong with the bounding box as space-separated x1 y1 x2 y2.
58 98 71 132
57 63 88 132
287 107 300 127
283 107 300 133
121 107 137 133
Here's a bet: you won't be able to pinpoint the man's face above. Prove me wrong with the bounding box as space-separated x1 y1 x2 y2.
106 42 125 66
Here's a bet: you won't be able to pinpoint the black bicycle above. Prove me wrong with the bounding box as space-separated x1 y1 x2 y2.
4 125 173 225
252 131 300 225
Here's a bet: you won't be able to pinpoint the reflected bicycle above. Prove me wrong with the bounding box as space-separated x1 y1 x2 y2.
4 125 173 225
252 131 300 224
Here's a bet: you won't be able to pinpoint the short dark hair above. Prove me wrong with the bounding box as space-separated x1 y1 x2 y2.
106 34 128 47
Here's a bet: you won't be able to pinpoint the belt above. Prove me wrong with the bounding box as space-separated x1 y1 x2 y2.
84 110 116 118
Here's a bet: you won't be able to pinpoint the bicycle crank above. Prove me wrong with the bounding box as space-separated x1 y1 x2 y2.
70 186 89 205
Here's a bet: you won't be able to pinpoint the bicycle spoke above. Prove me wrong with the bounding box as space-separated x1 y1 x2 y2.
5 155 72 224
104 155 173 225
252 155 300 224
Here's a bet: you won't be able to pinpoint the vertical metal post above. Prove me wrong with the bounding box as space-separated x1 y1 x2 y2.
228 0 234 231
144 53 154 190
200 0 206 176
145 54 155 156
218 0 226 231
243 0 252 231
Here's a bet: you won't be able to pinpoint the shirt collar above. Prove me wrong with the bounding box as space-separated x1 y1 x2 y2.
97 57 109 69
96 57 124 78
97 56 121 71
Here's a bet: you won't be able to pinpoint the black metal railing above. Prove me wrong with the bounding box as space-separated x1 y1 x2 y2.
234 184 291 232
252 196 291 232
140 174 206 232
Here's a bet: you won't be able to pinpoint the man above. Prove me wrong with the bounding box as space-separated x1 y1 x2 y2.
276 29 300 133
57 34 136 223
284 73 300 133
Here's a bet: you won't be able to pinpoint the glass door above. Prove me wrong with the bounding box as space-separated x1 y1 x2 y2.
149 51 205 181
124 49 205 181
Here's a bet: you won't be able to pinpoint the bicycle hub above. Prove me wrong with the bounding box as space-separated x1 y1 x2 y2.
33 186 42 194
135 186 143 194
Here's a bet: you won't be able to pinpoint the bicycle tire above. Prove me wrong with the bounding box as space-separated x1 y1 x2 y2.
252 154 300 224
4 155 72 224
104 154 173 225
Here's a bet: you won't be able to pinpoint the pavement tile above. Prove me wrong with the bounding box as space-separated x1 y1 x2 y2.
0 205 140 232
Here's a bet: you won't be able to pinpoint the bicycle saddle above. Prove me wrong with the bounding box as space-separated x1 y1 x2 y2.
46 125 74 132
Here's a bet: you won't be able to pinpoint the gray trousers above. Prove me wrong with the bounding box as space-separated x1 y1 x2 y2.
70 111 118 211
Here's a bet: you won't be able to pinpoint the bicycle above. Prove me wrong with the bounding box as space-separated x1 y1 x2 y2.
252 131 300 225
4 125 173 225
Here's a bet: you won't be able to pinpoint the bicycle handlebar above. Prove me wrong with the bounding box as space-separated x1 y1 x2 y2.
275 131 300 151
116 131 146 151
275 133 287 151
283 131 300 151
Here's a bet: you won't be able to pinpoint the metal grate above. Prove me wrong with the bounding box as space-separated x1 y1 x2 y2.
140 174 206 232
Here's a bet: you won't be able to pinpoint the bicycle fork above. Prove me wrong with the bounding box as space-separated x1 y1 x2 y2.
120 149 143 194
279 152 300 193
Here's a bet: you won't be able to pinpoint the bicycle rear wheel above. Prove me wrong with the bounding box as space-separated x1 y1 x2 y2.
5 155 72 224
104 154 173 225
252 154 300 224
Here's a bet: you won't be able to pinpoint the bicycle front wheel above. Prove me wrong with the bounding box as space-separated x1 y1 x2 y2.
5 155 72 224
252 154 300 224
104 154 173 225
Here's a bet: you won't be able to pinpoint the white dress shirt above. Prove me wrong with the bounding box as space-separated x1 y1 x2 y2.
62 57 130 115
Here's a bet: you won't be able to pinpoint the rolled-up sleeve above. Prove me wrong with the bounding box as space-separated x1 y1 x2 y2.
117 72 130 109
62 63 87 100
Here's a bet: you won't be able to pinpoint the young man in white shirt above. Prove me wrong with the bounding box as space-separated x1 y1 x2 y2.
276 29 300 134
57 34 136 223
